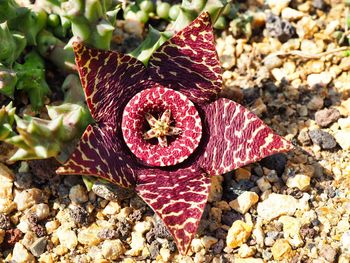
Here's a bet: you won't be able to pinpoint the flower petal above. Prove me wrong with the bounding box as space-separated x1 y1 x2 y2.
148 12 222 105
73 42 147 125
136 167 210 255
197 98 293 175
56 124 138 188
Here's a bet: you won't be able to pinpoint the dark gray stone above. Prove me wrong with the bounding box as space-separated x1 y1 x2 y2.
29 237 47 257
309 129 337 150
266 14 296 43
14 172 33 189
92 181 133 201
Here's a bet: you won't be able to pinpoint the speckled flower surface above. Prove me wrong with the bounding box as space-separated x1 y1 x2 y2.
57 12 292 254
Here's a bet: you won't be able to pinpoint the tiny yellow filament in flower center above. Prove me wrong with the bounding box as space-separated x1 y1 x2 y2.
143 110 181 147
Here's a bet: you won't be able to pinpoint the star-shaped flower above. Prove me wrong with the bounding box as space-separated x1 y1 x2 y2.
57 12 292 255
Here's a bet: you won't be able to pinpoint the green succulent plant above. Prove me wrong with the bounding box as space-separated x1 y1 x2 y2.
8 5 47 46
14 51 51 111
0 65 17 98
5 103 92 161
0 102 16 141
0 22 26 66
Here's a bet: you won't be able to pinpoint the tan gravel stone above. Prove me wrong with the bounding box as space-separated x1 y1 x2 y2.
226 220 252 248
0 163 14 200
102 201 121 215
69 185 88 204
271 239 293 260
229 191 259 214
12 242 35 263
77 224 102 246
14 188 45 211
57 227 78 250
279 216 304 247
101 239 125 260
335 130 350 150
0 198 16 214
286 174 311 191
257 194 300 221
235 168 251 181
281 7 304 21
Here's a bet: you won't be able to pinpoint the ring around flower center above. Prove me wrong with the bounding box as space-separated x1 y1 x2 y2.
122 86 202 167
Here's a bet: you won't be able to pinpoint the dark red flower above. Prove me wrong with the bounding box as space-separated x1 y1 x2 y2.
57 12 292 254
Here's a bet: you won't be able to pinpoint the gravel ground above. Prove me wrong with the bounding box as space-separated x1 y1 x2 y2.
1 0 350 262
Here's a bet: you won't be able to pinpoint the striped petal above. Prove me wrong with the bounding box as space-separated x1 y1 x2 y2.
136 167 210 255
148 12 222 105
56 124 139 188
73 42 146 126
197 98 293 175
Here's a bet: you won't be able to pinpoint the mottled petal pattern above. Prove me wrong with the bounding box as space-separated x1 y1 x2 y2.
197 98 293 175
136 167 210 255
56 124 138 188
73 42 146 126
148 12 222 105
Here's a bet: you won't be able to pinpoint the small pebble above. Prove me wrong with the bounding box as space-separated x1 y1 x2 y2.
307 72 332 87
265 13 296 42
77 224 102 246
56 227 78 250
319 244 338 262
208 176 223 202
226 220 252 248
92 181 133 201
271 239 293 260
315 108 341 127
286 174 311 191
101 239 125 260
29 237 47 257
12 242 35 262
229 191 259 214
14 188 45 211
281 8 304 21
257 194 300 221
69 185 88 204
308 129 337 150
307 96 324 111
334 130 350 150
256 177 272 192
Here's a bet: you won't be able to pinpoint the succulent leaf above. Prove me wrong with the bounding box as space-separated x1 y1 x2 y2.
0 65 17 98
8 6 47 46
0 0 18 23
73 42 146 125
47 103 93 141
61 74 85 103
14 51 51 111
0 102 16 140
0 22 26 66
198 98 293 175
37 30 76 73
130 26 172 65
148 12 222 105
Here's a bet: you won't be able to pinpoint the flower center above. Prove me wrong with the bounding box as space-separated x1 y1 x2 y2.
122 86 202 167
143 110 182 147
